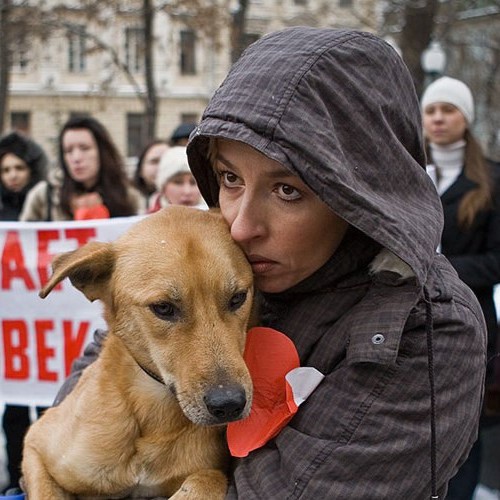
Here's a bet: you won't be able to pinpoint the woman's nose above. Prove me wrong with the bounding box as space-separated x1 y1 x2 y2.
430 110 444 121
229 197 266 244
70 149 83 161
183 183 198 196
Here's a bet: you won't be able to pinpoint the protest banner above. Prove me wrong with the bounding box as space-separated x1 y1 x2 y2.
0 216 143 407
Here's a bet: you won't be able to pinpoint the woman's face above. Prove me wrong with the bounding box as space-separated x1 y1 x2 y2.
0 153 31 192
62 128 100 188
423 102 467 146
214 139 349 293
142 143 168 188
163 172 202 207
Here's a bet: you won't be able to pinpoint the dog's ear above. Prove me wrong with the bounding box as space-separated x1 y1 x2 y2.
39 241 115 302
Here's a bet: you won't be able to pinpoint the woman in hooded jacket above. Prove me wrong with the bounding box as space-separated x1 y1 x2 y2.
51 28 486 498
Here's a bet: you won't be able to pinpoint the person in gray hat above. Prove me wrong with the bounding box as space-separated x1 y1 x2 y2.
422 76 500 500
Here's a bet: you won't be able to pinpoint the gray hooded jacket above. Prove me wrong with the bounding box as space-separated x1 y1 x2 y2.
186 28 487 499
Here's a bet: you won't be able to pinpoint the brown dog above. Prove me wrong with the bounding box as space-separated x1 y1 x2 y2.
21 206 254 499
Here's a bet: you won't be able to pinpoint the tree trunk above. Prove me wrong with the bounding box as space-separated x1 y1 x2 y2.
485 45 500 156
143 0 157 142
0 0 11 134
399 0 439 97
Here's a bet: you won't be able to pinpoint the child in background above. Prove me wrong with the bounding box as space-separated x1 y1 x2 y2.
148 145 205 211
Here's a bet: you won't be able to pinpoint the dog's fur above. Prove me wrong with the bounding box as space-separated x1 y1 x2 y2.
21 207 254 499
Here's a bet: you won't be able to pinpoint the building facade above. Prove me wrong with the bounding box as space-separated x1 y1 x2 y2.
5 0 376 165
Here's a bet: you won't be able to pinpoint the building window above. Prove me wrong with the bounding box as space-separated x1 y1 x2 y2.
125 27 145 73
68 26 86 73
180 30 196 75
127 113 147 157
294 0 307 5
339 0 352 6
10 112 30 135
11 36 29 71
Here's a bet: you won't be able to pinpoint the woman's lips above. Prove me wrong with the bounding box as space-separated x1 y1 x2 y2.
431 128 447 136
72 168 87 177
247 255 277 274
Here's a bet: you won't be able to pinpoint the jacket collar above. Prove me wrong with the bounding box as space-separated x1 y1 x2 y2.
441 171 477 204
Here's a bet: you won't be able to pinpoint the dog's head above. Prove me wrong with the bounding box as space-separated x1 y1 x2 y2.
40 207 254 426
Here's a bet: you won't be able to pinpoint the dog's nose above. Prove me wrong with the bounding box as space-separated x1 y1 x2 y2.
204 384 247 422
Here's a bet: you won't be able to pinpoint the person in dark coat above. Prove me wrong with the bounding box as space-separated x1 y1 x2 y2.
0 131 47 221
421 76 500 499
52 28 486 498
0 131 48 492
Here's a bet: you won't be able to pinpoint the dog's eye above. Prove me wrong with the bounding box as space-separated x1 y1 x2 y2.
150 302 179 321
229 291 247 312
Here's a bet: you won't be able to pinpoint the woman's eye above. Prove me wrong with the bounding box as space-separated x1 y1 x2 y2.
277 184 301 201
220 171 240 187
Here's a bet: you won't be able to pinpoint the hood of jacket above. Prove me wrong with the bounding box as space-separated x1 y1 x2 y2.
187 27 443 286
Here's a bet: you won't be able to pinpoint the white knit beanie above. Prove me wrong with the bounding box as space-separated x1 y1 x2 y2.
156 146 191 191
421 76 474 124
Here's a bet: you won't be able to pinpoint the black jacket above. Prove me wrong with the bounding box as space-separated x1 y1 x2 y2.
440 161 500 391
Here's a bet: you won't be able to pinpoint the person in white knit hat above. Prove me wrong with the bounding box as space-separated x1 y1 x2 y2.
422 76 500 500
148 145 205 211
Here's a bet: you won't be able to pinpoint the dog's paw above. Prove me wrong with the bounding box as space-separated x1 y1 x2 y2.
169 470 227 500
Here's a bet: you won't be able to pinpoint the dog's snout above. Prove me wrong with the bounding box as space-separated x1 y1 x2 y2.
204 384 247 422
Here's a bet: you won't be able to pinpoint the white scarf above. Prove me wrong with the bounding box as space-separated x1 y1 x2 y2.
426 140 466 195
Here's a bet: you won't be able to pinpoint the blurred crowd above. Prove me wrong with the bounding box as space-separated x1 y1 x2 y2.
0 119 205 225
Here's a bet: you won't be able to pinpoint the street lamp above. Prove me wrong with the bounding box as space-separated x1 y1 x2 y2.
421 40 446 84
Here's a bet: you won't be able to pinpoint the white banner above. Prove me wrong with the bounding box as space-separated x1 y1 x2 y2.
0 216 143 407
